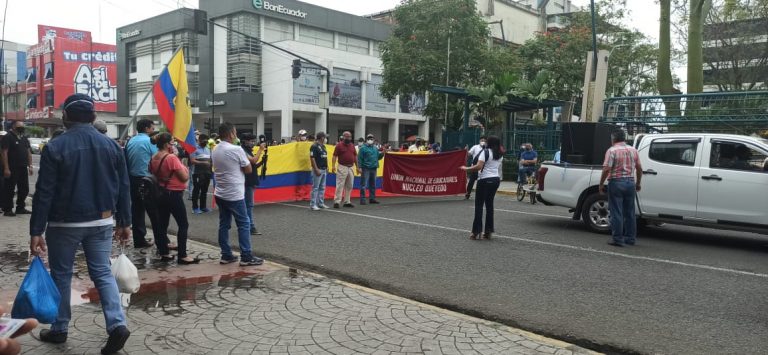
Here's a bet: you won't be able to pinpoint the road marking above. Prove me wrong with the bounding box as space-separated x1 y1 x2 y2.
279 203 768 279
494 208 572 220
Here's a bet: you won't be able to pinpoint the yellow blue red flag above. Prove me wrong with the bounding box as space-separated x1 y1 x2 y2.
153 49 196 153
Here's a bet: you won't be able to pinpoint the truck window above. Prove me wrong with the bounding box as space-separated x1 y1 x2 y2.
710 141 768 172
649 142 698 166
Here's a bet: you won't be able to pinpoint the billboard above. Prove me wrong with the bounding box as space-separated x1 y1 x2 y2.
38 25 91 43
53 38 117 112
292 63 322 105
330 68 361 109
365 74 395 112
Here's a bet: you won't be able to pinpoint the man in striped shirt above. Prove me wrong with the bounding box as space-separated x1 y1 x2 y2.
599 130 642 247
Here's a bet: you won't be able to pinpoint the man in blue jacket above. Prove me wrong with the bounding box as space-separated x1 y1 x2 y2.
357 134 384 205
29 94 132 354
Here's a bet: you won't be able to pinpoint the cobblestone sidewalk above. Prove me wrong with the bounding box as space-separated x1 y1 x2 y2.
1 214 597 355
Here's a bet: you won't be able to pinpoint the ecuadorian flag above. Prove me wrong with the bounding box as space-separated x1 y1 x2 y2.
154 49 196 153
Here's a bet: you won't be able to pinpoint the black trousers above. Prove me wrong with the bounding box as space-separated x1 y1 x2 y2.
465 172 478 196
472 177 500 234
129 176 162 245
2 167 29 212
156 190 189 259
191 174 211 210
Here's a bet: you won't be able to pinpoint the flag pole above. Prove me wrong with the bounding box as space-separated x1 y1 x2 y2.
119 46 185 141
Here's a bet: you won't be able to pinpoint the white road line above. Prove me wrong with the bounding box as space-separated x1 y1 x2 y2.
279 203 768 279
494 208 572 220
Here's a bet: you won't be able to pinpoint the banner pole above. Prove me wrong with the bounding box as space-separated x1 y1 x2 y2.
119 46 184 141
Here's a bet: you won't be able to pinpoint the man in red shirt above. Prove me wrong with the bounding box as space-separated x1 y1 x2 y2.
331 131 357 208
599 130 642 247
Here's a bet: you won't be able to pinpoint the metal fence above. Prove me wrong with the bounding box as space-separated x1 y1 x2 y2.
601 91 768 135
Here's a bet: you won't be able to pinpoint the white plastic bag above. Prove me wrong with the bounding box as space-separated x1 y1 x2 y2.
111 253 140 294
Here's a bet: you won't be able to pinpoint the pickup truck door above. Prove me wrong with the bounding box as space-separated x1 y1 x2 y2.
696 139 768 226
636 137 701 218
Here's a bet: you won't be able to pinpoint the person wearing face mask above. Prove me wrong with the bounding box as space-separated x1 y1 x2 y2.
331 131 358 208
357 134 384 205
149 132 199 265
297 129 308 142
30 94 133 354
518 143 538 184
240 133 266 235
309 132 329 211
1 120 33 216
464 136 487 200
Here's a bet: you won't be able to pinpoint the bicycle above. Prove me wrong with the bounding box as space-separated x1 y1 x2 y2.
516 170 538 204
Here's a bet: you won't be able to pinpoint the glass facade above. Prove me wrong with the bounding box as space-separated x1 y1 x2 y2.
298 25 333 48
338 34 369 55
227 13 262 93
264 18 293 43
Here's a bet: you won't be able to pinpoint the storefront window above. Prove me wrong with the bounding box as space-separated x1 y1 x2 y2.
44 63 54 80
366 74 395 113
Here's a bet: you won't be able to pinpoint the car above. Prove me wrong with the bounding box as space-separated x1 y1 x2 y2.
538 133 768 235
29 138 46 154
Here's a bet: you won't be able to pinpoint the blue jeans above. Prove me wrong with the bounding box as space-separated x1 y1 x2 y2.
608 178 637 244
46 225 126 334
360 168 377 202
244 185 256 231
217 198 253 261
518 166 536 183
310 170 327 208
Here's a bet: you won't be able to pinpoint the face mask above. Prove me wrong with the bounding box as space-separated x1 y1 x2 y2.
367 139 374 145
344 138 351 144
15 128 25 135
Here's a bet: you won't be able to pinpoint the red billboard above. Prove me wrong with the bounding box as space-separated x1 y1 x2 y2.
52 38 117 112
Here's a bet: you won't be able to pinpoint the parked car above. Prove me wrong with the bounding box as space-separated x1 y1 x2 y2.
537 133 768 234
29 138 46 154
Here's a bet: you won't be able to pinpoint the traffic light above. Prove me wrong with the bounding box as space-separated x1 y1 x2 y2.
291 59 301 79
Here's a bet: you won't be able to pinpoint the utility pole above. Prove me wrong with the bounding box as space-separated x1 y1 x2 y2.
590 0 598 81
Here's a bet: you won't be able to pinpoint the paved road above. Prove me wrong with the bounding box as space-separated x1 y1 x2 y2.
154 194 768 355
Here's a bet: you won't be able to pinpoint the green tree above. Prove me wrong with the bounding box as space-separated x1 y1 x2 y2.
658 0 675 96
380 0 512 125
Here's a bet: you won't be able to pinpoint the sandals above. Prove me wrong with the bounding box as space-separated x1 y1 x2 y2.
470 233 478 240
470 232 493 240
483 232 493 240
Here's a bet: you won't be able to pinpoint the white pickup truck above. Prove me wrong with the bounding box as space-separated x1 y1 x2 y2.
537 133 768 234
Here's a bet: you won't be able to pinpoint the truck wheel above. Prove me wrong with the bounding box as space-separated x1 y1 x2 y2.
581 194 611 234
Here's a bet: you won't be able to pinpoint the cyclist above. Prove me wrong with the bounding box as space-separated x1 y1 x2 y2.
518 143 538 184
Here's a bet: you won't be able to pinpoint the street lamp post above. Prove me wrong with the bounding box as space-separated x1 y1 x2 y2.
589 0 598 82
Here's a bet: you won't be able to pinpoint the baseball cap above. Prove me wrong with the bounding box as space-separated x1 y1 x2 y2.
62 93 95 115
93 119 108 133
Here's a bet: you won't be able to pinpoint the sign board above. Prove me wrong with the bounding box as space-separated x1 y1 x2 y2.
366 74 395 113
330 68 361 109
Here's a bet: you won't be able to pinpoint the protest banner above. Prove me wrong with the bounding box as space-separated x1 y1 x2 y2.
383 151 467 195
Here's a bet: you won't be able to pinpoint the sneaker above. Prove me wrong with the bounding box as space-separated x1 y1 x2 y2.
360 200 367 205
311 206 321 211
333 203 340 209
40 329 68 344
3 210 15 217
369 199 380 204
250 228 263 236
343 203 355 208
192 208 202 214
220 256 238 264
15 208 31 214
201 208 212 213
240 257 264 266
607 241 624 247
101 325 130 355
320 204 329 209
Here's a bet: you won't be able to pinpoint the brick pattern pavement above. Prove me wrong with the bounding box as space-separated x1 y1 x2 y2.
1 215 596 355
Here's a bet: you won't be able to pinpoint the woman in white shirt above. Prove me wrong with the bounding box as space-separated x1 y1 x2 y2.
461 136 503 240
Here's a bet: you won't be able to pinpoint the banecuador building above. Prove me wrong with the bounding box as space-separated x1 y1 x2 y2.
117 0 430 143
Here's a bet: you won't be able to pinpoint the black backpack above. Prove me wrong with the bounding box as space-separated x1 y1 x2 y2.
139 154 171 204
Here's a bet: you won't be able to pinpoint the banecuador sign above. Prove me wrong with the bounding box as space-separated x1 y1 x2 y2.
253 0 307 19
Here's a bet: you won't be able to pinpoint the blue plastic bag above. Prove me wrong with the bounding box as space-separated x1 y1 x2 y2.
11 256 61 324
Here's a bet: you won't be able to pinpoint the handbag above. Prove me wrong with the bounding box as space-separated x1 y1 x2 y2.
139 154 172 203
